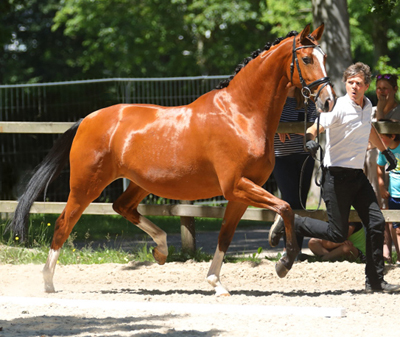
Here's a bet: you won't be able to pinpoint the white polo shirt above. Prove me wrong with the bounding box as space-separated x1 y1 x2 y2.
319 94 372 169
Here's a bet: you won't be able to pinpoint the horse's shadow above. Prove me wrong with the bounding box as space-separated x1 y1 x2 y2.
97 288 365 297
1 314 222 337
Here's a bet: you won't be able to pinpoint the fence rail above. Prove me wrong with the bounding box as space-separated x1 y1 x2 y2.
2 119 400 252
0 121 398 134
3 201 400 223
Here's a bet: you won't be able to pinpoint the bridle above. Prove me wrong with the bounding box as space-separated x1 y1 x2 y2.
290 36 331 211
290 36 331 104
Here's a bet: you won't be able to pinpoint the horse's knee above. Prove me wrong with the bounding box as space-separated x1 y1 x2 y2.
277 202 293 220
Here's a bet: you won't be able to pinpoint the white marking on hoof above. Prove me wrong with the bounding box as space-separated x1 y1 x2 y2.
206 274 230 296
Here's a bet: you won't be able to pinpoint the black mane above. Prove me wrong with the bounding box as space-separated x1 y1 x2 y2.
216 30 298 89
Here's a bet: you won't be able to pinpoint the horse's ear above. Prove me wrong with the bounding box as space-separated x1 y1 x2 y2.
310 23 325 41
299 24 311 43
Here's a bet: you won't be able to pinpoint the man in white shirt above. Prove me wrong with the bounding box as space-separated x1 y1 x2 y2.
269 62 400 293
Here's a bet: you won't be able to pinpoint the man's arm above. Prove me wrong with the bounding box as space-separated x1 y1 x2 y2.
305 122 325 141
304 122 325 157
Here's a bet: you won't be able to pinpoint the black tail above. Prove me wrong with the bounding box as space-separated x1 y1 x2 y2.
6 119 84 241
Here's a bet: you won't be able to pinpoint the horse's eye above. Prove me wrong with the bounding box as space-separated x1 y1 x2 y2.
302 57 312 65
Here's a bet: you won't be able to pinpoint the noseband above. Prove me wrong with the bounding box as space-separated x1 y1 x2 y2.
290 37 331 103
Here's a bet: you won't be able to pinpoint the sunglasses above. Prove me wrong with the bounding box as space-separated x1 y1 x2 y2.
377 74 398 81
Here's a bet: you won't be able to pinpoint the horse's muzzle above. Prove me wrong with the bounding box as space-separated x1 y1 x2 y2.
317 86 336 113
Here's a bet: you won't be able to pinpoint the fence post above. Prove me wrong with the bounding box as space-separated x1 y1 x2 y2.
180 200 196 253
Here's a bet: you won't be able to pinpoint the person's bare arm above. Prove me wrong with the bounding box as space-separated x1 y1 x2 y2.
376 94 389 120
306 123 325 141
377 164 390 199
369 124 387 152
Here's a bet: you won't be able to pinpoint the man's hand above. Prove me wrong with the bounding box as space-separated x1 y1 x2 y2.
382 148 397 171
305 140 319 157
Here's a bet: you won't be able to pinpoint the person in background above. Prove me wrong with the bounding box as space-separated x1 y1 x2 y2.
364 74 400 263
308 222 366 262
377 120 400 264
272 86 317 260
375 74 400 121
269 62 400 293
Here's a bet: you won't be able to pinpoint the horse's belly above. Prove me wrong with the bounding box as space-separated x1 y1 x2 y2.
126 167 223 201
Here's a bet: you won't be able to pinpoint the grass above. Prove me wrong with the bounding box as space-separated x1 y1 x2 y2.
6 213 267 242
0 214 273 265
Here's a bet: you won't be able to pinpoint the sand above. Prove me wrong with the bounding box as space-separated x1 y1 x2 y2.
1 258 400 337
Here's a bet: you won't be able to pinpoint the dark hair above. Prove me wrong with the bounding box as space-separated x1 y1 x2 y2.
343 62 372 85
379 119 400 141
376 74 398 89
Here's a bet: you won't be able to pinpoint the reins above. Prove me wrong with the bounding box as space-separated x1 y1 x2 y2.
298 95 323 211
290 36 329 211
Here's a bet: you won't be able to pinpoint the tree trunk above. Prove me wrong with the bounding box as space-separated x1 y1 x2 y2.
312 0 352 96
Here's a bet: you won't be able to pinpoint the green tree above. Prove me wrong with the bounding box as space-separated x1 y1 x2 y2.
0 0 86 83
51 0 279 78
1 0 400 84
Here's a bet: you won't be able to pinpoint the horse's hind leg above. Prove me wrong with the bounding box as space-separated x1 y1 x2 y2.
43 192 97 292
206 201 248 296
112 183 168 264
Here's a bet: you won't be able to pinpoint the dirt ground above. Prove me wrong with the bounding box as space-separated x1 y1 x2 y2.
2 253 400 337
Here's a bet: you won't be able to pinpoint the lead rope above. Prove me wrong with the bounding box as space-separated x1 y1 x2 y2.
299 92 323 211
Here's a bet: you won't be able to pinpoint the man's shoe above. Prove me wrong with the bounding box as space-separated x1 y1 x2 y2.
365 281 400 293
268 214 285 247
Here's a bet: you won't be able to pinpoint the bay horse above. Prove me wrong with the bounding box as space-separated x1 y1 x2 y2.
9 24 335 296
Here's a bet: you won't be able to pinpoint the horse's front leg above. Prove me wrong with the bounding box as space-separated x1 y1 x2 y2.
206 201 248 296
224 177 299 278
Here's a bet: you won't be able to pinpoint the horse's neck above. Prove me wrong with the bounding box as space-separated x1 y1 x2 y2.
225 41 292 135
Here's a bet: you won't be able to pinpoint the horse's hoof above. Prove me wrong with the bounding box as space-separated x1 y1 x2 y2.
44 284 56 293
275 260 290 278
153 247 167 265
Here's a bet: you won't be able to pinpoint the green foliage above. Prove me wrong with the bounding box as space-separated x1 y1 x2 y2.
2 0 400 84
263 0 313 36
348 0 400 70
366 55 400 102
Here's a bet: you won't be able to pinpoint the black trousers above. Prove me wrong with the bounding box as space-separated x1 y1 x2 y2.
273 153 315 249
295 167 385 286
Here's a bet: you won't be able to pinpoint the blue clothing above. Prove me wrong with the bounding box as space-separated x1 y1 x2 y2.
377 143 400 198
388 196 400 229
274 97 317 157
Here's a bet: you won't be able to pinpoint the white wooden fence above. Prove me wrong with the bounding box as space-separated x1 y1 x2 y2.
2 121 400 251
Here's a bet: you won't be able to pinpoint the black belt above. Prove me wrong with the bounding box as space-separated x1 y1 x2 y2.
325 166 363 177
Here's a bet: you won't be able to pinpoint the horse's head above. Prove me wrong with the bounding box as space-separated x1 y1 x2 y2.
289 24 336 113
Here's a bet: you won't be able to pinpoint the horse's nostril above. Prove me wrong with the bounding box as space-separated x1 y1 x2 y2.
324 100 330 112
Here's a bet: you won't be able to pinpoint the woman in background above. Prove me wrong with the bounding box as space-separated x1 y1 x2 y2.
272 86 318 260
364 74 400 263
